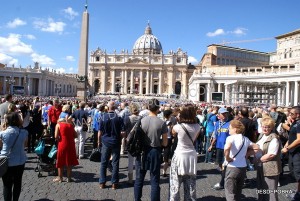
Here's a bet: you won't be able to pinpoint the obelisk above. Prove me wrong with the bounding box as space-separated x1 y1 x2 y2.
77 1 89 100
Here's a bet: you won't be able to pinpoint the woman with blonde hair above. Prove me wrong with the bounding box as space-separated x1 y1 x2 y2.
53 117 78 183
255 117 281 201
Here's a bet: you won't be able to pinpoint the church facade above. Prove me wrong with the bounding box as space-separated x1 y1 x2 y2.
87 24 191 98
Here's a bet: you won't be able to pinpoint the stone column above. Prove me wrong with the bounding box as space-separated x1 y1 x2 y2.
111 69 115 93
206 83 211 102
38 78 43 96
139 70 143 94
286 81 290 106
130 70 134 94
28 78 32 96
158 70 162 94
294 81 298 106
121 70 124 93
218 83 221 92
124 70 128 94
101 69 107 93
146 70 150 94
277 84 281 105
149 70 153 94
224 84 229 104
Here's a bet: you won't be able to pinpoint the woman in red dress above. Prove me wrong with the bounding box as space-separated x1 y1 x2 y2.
53 121 79 182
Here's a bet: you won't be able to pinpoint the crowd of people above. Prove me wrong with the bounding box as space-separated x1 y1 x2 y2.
0 94 300 201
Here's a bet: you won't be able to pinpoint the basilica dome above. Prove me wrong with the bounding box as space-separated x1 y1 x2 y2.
133 23 163 55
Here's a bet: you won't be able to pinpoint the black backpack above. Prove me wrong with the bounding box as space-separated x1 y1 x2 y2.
126 118 147 157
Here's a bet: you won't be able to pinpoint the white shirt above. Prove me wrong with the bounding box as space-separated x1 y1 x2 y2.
224 134 252 168
256 134 280 155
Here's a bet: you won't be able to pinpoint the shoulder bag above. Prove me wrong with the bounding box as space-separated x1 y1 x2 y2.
180 123 195 144
223 136 245 173
0 129 20 177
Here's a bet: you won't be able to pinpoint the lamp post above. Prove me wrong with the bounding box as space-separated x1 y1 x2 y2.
77 75 88 101
5 76 15 94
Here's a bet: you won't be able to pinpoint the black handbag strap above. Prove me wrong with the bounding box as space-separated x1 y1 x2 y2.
224 136 245 167
180 124 194 144
232 136 245 159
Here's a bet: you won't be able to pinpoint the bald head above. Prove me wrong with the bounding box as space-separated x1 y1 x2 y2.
107 101 115 111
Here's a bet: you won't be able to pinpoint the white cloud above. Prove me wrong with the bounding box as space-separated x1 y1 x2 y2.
0 34 33 55
6 18 26 28
63 7 78 20
33 18 66 34
65 56 75 61
231 27 248 36
55 67 66 73
206 27 248 37
0 53 18 65
31 53 56 66
69 67 74 72
188 56 198 64
206 29 225 37
24 34 36 40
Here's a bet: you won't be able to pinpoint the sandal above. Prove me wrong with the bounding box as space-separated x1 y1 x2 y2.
53 177 63 183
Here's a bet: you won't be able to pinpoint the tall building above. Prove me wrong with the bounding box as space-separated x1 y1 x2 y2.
0 62 78 96
189 28 300 106
88 23 191 98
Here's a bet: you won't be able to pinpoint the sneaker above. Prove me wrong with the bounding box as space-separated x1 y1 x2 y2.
212 183 224 190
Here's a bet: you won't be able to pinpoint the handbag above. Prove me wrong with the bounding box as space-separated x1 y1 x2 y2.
0 130 20 177
35 140 45 155
48 145 57 158
82 123 88 132
89 148 101 162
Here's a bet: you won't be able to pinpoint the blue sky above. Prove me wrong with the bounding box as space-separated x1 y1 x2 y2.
0 0 299 74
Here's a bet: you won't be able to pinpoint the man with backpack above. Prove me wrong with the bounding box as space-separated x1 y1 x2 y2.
134 99 168 201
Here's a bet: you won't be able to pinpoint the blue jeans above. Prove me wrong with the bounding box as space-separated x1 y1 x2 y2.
204 133 213 162
99 142 120 184
134 147 161 201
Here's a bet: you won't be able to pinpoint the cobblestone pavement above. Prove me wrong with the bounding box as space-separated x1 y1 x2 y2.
0 142 297 201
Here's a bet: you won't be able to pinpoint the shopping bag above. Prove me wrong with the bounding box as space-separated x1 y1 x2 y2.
34 140 45 155
89 148 101 162
0 155 8 177
48 145 57 158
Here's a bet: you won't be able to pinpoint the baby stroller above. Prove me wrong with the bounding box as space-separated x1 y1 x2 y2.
34 135 57 177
